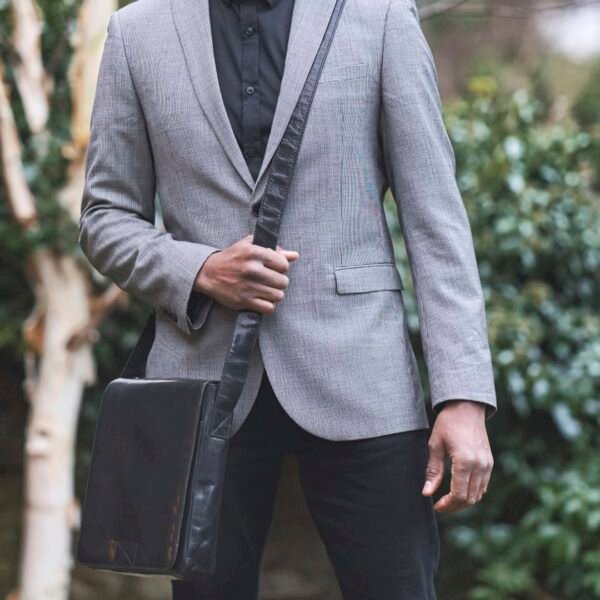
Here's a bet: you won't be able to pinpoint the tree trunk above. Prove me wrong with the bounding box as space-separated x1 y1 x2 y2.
18 251 95 600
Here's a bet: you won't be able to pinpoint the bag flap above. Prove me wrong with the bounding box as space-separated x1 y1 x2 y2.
78 377 214 573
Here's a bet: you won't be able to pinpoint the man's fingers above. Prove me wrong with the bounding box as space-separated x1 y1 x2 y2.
282 250 300 262
467 468 485 505
241 237 300 269
248 297 277 315
267 247 300 269
434 490 471 513
239 247 289 283
251 245 299 273
275 244 300 261
259 266 290 290
434 455 473 513
244 237 299 260
465 451 494 504
477 457 493 501
422 436 445 496
251 282 286 303
434 451 494 512
469 457 492 503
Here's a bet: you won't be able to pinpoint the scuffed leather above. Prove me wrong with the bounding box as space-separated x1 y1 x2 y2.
77 0 347 580
176 382 230 580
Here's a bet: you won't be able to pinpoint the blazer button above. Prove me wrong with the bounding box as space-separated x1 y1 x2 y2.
251 200 261 217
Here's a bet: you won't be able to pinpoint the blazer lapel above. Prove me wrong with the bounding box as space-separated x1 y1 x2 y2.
254 0 337 187
171 0 255 190
171 0 338 192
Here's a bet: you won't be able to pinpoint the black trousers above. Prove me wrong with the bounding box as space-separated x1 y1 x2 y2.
172 371 440 600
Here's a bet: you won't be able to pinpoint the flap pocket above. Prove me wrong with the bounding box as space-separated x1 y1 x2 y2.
333 262 404 294
319 62 368 84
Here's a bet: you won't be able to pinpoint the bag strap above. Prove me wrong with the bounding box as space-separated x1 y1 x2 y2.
119 308 156 378
120 0 348 423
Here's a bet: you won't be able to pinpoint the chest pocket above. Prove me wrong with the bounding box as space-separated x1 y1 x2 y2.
333 262 404 294
318 62 368 84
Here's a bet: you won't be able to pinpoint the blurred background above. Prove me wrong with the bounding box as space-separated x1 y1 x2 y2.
1 0 599 598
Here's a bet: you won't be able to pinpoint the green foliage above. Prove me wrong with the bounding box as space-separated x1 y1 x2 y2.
572 60 600 191
573 60 600 130
436 76 599 599
0 205 34 352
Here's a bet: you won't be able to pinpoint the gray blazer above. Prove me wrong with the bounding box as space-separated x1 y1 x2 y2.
79 0 497 440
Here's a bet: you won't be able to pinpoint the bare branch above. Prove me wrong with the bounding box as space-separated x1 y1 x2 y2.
8 0 49 133
419 0 472 20
419 0 600 20
67 285 129 351
460 0 600 18
0 61 38 227
58 0 117 222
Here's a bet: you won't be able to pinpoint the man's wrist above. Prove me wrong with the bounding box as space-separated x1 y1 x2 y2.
193 250 220 297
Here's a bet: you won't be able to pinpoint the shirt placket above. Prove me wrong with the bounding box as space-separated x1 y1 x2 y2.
239 2 262 180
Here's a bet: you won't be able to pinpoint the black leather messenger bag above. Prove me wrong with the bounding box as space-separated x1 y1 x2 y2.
77 0 347 581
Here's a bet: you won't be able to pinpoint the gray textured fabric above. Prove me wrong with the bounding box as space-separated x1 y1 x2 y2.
79 0 497 441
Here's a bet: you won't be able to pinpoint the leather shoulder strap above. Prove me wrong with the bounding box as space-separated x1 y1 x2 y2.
119 310 156 378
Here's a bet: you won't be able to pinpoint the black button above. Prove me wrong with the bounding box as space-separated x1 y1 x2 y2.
251 200 261 216
245 147 257 158
246 86 255 95
243 26 255 37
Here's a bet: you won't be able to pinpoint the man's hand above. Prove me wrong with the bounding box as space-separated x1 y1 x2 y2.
194 234 299 315
422 400 494 513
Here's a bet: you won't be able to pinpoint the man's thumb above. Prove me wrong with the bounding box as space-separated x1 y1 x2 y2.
422 440 444 496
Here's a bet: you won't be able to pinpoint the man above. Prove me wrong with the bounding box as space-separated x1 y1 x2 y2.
79 0 497 597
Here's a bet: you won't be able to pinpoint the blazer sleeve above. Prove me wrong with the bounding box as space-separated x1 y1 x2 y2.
379 0 497 418
78 11 220 336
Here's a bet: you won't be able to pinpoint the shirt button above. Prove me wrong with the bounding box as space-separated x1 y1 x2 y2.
246 85 255 95
243 26 255 37
246 147 257 158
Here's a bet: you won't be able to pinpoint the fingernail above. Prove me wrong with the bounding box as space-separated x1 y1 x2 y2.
422 481 432 494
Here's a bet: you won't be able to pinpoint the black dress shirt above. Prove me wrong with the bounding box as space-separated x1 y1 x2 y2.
208 0 295 182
